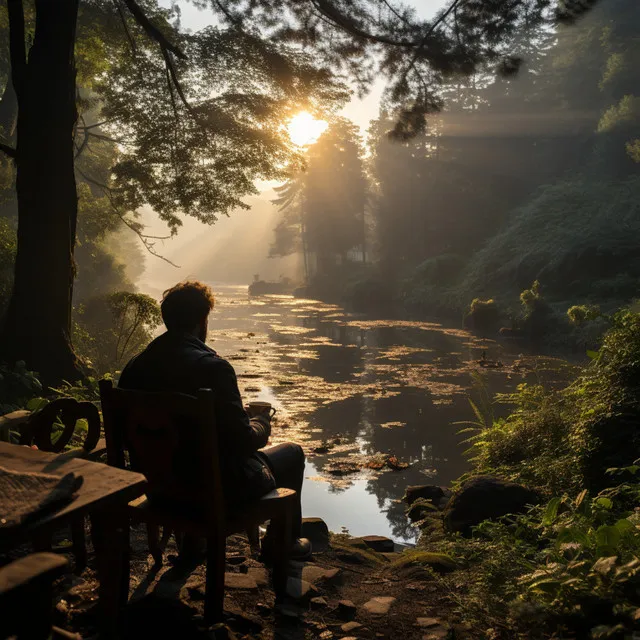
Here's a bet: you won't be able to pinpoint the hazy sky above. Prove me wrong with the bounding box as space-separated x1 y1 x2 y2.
141 0 448 291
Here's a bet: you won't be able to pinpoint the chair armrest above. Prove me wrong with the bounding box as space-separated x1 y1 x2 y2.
259 488 296 502
0 553 68 598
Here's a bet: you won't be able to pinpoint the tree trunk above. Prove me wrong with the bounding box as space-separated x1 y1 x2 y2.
0 79 18 141
0 0 84 386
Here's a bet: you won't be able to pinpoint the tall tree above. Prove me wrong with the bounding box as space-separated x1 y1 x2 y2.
0 0 598 383
272 119 367 278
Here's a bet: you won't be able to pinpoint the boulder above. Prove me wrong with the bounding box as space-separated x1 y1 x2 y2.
404 485 446 506
359 535 395 553
301 517 330 551
407 502 434 522
443 475 538 535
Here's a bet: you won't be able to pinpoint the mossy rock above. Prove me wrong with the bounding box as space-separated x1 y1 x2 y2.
329 535 388 566
391 550 458 574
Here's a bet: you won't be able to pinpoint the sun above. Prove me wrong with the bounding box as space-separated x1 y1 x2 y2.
287 111 328 147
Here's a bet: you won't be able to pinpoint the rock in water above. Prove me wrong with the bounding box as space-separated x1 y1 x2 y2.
404 485 446 507
359 535 395 553
443 475 538 535
301 517 330 551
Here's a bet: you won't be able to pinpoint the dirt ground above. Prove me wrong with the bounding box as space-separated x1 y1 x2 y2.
49 522 472 640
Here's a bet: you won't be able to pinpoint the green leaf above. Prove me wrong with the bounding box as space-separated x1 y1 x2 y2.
596 525 621 552
26 397 48 412
527 578 561 595
614 518 635 535
557 527 590 546
587 349 600 360
575 489 588 509
542 497 562 525
595 497 613 510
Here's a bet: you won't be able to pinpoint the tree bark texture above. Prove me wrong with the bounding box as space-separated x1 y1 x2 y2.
1 0 84 385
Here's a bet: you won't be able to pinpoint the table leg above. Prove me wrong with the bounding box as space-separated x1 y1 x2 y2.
91 507 130 638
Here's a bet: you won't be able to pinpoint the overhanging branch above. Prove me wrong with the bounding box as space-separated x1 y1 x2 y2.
0 141 16 158
120 0 186 59
75 166 180 267
310 0 417 47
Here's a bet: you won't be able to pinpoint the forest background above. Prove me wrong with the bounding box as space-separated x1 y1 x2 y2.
0 0 638 375
269 0 640 348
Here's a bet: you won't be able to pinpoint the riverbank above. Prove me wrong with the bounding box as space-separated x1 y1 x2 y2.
296 264 621 357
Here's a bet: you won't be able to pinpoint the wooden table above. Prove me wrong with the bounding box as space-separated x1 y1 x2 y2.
0 442 147 637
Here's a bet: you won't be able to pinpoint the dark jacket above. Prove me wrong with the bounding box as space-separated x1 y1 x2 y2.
118 331 276 506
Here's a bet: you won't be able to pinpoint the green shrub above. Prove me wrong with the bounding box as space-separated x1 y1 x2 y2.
433 476 640 638
74 291 161 375
467 309 640 495
568 304 602 326
458 176 640 307
464 298 501 333
399 254 466 314
417 310 640 636
0 361 43 415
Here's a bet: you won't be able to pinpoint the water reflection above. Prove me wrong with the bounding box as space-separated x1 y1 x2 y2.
207 285 565 543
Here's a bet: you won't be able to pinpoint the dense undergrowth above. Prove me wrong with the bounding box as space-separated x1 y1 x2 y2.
414 310 640 639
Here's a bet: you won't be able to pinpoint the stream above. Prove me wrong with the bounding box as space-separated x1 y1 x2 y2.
196 284 568 544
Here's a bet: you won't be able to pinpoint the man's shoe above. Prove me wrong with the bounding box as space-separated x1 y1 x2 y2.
260 536 313 564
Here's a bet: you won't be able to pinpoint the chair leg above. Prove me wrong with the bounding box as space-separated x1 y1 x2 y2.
71 517 88 572
147 523 163 566
270 508 293 600
204 531 226 625
246 525 260 550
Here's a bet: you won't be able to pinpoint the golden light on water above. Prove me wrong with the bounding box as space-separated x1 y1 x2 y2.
287 111 328 147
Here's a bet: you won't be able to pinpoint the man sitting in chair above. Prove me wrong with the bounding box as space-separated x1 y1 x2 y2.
118 280 311 562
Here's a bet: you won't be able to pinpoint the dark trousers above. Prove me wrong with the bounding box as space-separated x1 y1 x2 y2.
180 442 305 557
259 442 305 539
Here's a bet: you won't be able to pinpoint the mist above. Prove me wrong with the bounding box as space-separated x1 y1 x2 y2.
138 191 301 297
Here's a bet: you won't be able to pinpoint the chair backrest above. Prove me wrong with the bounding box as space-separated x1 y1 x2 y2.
98 379 225 523
26 398 101 453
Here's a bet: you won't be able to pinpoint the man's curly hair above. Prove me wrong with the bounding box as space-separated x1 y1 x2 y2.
161 280 215 332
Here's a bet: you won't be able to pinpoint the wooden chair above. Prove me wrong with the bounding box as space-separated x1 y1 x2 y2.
0 552 80 639
98 379 295 623
22 397 104 458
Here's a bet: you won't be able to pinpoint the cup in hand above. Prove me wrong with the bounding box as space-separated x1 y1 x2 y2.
247 401 277 420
